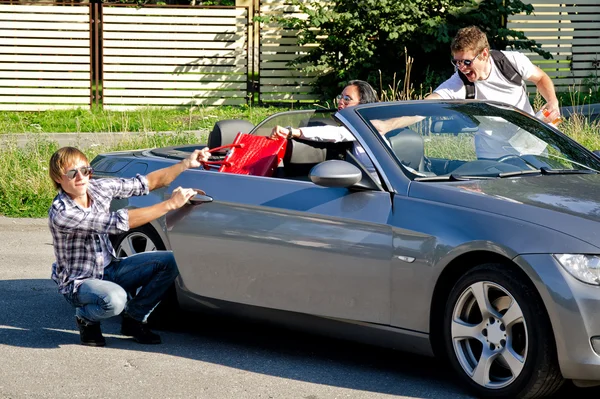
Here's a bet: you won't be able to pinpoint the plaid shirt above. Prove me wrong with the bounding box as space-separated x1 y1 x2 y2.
48 175 149 295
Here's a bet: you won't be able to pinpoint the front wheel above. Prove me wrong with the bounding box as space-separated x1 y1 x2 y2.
443 264 563 398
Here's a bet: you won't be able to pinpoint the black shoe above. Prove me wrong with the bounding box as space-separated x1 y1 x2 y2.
76 317 106 347
121 314 162 344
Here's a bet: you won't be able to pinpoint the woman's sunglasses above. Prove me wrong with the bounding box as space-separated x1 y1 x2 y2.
64 166 93 179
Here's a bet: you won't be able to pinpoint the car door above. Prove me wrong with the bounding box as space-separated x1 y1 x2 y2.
165 169 393 325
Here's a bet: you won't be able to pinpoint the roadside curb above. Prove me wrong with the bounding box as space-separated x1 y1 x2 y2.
1 130 209 149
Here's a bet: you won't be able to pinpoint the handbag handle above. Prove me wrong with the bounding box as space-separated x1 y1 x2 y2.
201 142 245 169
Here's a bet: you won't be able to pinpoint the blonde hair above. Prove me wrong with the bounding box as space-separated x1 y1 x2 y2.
49 147 89 190
451 26 490 55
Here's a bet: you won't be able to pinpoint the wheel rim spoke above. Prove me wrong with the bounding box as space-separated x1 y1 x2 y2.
472 347 497 386
501 300 523 327
501 347 525 377
121 236 136 256
471 282 500 319
452 319 484 343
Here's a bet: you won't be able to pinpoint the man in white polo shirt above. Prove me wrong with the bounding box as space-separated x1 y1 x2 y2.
426 26 560 159
429 25 560 120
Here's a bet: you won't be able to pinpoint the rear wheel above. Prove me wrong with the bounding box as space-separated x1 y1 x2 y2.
443 263 563 398
113 227 163 257
110 225 179 328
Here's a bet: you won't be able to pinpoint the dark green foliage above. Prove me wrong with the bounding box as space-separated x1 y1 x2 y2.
276 0 551 100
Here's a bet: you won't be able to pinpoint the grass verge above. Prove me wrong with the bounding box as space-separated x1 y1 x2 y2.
0 105 295 134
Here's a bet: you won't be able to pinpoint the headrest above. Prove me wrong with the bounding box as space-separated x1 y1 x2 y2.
387 128 424 170
431 119 462 134
208 119 255 149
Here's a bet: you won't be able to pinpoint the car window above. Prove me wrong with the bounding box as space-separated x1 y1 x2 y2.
357 102 600 180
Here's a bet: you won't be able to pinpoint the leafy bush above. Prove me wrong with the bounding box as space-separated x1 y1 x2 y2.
275 0 551 100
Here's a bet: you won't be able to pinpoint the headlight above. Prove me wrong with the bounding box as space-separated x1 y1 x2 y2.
554 254 600 285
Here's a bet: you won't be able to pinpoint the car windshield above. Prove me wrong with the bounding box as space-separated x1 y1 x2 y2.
357 101 600 180
251 109 338 137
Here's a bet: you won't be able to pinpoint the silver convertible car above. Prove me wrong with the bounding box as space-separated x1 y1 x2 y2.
91 101 600 398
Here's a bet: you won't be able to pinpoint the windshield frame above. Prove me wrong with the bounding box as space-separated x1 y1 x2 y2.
355 100 600 181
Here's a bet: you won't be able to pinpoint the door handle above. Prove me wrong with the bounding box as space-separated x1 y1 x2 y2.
165 188 213 204
165 189 212 231
188 193 213 204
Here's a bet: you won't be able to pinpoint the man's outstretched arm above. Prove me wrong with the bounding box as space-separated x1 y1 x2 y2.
146 148 210 191
128 187 198 229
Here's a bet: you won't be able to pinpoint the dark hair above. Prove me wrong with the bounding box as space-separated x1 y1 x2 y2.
347 80 378 104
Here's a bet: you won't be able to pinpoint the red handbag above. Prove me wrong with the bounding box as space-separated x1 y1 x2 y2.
202 133 288 177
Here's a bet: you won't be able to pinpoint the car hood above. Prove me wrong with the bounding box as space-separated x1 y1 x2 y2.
409 173 600 247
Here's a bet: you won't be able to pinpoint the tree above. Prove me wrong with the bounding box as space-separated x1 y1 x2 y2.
276 0 551 100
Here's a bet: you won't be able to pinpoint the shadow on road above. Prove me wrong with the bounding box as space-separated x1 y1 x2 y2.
0 278 598 399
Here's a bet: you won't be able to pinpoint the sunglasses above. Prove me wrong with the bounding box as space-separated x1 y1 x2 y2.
336 94 357 104
64 166 93 179
451 52 482 68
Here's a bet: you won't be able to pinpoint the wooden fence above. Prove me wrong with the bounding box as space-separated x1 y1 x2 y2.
102 5 249 110
0 4 92 111
508 0 600 93
258 0 318 103
0 1 598 111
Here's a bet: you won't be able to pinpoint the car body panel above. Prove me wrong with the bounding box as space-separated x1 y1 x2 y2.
515 254 600 380
165 169 394 324
409 175 600 248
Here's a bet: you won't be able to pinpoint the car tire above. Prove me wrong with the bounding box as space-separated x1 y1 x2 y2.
110 225 179 329
208 119 255 149
443 263 563 398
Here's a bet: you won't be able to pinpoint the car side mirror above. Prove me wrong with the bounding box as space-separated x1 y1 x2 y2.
593 150 600 159
309 160 362 188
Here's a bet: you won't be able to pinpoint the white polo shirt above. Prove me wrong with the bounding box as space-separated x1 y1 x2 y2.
434 51 537 115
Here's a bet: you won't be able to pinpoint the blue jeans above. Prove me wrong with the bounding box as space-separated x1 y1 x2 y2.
64 251 179 324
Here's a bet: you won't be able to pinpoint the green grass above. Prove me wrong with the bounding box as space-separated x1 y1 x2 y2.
0 131 203 218
0 105 295 134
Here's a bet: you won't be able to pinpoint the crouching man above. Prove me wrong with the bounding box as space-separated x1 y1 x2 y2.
48 146 209 346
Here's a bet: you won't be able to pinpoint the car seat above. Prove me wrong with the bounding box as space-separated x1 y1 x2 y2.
208 119 255 149
386 128 429 173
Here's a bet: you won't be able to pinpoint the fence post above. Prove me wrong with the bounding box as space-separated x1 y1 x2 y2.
89 0 102 109
237 0 258 105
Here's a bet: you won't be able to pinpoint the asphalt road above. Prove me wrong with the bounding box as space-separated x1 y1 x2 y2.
0 217 598 399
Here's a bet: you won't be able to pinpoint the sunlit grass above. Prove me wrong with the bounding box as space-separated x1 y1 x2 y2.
0 105 294 134
424 135 477 160
0 131 201 218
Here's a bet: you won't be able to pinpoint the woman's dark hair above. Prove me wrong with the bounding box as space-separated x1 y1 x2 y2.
347 80 379 104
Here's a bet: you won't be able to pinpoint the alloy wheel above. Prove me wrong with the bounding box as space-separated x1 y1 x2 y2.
115 231 157 257
451 280 528 389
